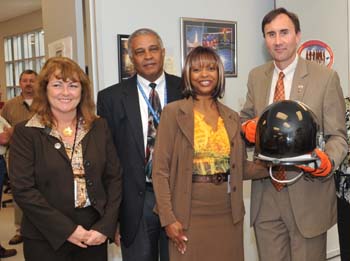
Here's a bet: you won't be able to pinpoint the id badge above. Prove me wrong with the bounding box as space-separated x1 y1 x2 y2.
74 178 88 208
74 179 78 206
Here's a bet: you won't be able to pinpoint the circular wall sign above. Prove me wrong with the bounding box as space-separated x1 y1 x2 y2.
297 40 334 68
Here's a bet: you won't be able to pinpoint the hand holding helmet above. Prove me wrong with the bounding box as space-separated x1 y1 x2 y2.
255 100 321 184
241 117 258 143
296 149 333 177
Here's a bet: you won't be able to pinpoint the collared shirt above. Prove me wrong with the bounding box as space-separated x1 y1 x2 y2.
26 114 91 208
1 95 32 125
137 72 166 153
268 55 298 104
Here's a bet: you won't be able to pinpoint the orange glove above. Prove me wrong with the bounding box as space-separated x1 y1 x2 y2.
297 149 333 177
241 117 258 143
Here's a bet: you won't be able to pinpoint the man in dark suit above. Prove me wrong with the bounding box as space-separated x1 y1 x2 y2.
240 8 347 261
97 28 182 261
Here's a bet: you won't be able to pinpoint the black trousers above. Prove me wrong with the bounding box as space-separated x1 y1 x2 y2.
23 206 107 261
337 197 350 261
121 186 169 261
23 237 107 261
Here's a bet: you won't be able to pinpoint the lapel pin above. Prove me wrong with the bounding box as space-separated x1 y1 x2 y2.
54 143 62 150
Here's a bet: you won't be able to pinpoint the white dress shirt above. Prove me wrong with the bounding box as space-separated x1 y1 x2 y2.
268 55 298 104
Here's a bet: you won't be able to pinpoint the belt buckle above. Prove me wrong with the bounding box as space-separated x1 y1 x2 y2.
213 174 224 185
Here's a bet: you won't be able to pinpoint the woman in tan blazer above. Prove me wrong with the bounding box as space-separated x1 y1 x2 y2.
152 46 268 261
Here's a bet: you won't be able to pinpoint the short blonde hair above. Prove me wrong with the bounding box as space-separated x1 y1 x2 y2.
32 57 97 128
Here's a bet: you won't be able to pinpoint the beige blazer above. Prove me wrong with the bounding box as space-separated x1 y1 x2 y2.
152 97 268 229
241 57 347 238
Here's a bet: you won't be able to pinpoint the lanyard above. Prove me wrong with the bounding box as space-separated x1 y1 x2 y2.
137 80 167 125
69 119 79 165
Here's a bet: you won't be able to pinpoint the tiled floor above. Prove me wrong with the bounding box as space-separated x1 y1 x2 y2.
0 193 24 261
0 191 342 261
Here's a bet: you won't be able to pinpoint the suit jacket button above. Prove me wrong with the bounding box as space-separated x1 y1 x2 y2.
139 191 144 196
231 163 236 169
84 160 91 168
232 186 237 192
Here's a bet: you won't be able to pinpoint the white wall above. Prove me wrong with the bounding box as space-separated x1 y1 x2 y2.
276 0 349 97
93 1 274 260
275 0 349 259
94 0 274 111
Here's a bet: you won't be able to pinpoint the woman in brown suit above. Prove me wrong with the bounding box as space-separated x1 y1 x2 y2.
9 57 122 261
152 46 268 261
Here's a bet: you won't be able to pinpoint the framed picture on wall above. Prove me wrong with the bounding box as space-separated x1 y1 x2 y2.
180 17 237 77
117 34 135 80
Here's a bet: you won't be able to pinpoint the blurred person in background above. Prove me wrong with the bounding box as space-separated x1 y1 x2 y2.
1 69 37 246
0 116 16 259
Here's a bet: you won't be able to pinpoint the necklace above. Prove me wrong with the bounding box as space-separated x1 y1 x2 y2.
60 118 77 137
62 126 74 137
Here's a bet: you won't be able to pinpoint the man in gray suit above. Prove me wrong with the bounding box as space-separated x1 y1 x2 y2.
240 7 347 261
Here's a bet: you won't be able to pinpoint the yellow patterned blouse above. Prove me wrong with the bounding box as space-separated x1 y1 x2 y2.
193 110 230 175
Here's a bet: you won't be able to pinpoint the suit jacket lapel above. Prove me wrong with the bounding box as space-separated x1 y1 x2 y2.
218 103 238 146
290 58 308 101
81 121 96 156
177 98 194 147
263 62 275 108
262 60 309 104
165 72 181 103
122 76 145 159
42 129 70 162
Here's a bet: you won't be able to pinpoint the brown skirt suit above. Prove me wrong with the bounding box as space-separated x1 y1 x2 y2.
152 98 268 261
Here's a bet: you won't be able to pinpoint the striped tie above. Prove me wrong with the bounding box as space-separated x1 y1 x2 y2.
271 72 286 191
145 82 162 181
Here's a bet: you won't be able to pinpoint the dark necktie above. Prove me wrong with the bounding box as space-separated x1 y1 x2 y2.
272 72 286 191
145 82 162 181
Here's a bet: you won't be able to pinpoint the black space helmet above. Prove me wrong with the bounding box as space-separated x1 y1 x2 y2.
255 100 320 165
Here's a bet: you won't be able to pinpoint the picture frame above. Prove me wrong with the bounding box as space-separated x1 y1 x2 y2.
180 17 237 77
117 34 135 80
